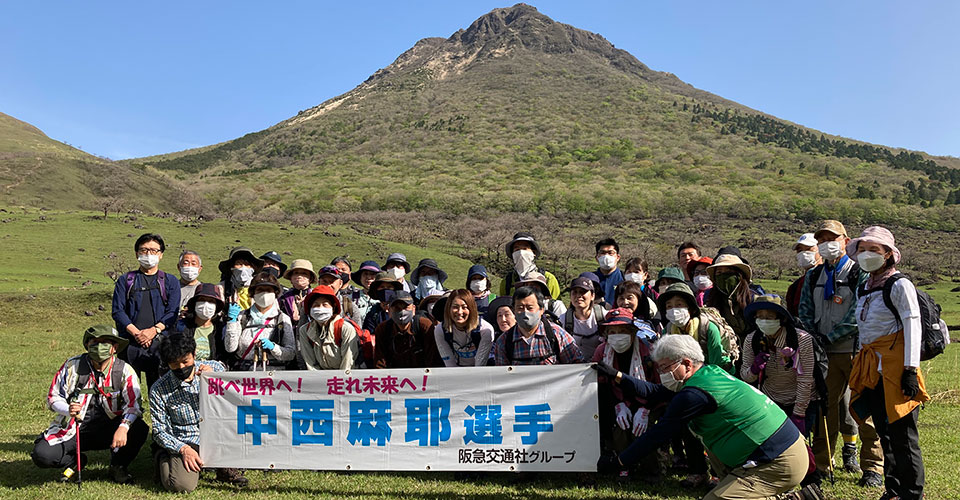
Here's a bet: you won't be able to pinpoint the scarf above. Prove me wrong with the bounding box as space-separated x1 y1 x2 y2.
247 303 278 328
866 266 899 290
823 255 849 300
601 337 645 381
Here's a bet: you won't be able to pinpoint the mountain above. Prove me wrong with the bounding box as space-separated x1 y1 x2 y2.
104 5 960 228
0 112 208 214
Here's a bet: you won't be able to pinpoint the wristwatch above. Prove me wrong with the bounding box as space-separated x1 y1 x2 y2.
615 371 622 384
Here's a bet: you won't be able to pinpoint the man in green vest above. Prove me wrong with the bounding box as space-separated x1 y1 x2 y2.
595 335 822 500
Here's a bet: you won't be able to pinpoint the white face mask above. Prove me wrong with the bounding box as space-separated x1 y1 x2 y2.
796 251 818 270
388 266 405 280
597 254 617 271
817 241 844 261
138 254 160 269
179 266 199 282
512 249 536 274
623 272 644 284
253 292 276 309
693 275 712 291
665 307 690 326
659 366 684 392
310 306 334 323
607 333 633 353
194 302 216 320
857 251 886 272
469 279 487 293
756 318 782 336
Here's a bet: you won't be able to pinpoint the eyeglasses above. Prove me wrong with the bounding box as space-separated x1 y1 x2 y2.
137 248 162 255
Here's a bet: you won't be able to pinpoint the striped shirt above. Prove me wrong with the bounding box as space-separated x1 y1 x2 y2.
150 360 226 453
739 329 816 416
493 321 583 366
43 355 142 445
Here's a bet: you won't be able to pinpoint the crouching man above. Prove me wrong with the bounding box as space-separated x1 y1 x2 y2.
151 334 247 492
596 334 823 500
31 325 148 484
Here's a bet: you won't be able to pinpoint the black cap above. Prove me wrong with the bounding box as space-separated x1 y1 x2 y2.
390 290 415 306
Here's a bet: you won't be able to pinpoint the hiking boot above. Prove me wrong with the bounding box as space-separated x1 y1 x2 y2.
679 473 710 488
215 468 249 488
59 453 88 483
877 492 899 500
110 465 133 484
617 469 630 482
784 483 826 500
842 442 861 474
859 470 883 488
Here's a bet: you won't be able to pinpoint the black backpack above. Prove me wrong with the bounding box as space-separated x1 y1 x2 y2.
71 355 128 402
503 321 561 364
564 304 605 339
442 323 483 362
859 273 946 361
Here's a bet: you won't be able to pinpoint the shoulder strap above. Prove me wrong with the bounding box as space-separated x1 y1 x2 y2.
157 270 169 306
845 263 862 293
881 274 906 328
470 325 482 349
505 325 517 362
124 271 137 301
542 320 562 359
809 265 823 289
564 310 574 334
75 354 93 392
110 358 126 393
333 318 345 345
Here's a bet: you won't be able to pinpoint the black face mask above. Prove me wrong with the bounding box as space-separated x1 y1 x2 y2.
172 364 195 381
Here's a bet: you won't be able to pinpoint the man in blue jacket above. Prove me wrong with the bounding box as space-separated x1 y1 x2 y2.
111 233 180 389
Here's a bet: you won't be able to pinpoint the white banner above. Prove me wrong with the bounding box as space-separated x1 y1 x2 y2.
198 365 599 471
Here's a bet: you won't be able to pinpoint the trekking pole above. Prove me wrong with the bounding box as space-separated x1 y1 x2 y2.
821 412 835 485
75 418 82 490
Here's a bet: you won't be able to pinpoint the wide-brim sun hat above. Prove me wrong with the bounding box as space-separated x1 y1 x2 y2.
82 324 129 351
846 226 901 264
283 259 317 282
744 294 793 324
411 259 448 286
656 282 698 318
218 247 263 275
706 253 753 282
303 285 342 316
505 232 542 258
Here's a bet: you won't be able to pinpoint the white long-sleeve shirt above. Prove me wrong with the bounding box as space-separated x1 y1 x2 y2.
433 319 495 367
855 277 921 368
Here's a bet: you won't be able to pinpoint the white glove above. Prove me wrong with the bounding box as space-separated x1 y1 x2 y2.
632 408 649 436
614 402 632 430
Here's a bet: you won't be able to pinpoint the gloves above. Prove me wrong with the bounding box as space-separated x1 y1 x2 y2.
750 352 770 375
789 414 806 435
614 403 632 430
260 338 276 350
597 453 623 473
226 304 242 322
592 362 620 381
902 369 919 398
632 408 649 436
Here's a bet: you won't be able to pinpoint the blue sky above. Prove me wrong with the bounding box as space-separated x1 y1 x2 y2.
1 2 957 159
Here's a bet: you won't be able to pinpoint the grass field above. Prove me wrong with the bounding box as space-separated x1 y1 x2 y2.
1 208 958 499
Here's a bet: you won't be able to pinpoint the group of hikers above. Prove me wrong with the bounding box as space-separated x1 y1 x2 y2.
30 221 940 500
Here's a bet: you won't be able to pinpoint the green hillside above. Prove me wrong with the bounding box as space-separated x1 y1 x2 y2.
130 4 960 229
0 112 209 214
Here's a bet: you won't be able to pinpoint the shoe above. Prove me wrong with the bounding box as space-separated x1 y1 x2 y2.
842 442 861 474
617 469 629 481
59 454 88 483
877 492 899 500
859 470 883 488
110 465 133 484
801 469 823 488
679 473 710 488
671 455 689 471
215 468 249 488
785 483 826 500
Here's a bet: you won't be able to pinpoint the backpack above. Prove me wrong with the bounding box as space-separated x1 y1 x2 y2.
504 321 562 364
751 329 830 412
442 323 483 363
859 273 947 361
808 261 862 298
124 270 169 306
72 354 127 403
333 316 376 368
697 307 740 369
564 304 605 338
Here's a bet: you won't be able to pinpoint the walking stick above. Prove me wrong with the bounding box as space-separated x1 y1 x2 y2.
75 418 82 490
820 412 835 485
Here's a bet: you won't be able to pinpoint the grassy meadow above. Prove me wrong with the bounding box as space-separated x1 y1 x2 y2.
0 207 958 499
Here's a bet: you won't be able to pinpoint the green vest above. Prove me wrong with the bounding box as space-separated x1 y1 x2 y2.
683 364 787 467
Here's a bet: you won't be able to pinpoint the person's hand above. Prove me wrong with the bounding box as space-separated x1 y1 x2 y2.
226 304 242 322
591 362 619 380
180 445 204 472
597 453 623 473
632 408 649 436
789 414 806 435
260 338 276 350
902 369 920 398
69 402 82 418
614 402 632 430
750 352 770 375
111 425 129 449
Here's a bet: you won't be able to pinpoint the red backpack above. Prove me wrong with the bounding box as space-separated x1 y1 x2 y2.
333 317 376 368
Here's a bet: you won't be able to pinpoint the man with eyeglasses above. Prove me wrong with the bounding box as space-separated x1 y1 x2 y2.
493 286 582 366
111 233 181 389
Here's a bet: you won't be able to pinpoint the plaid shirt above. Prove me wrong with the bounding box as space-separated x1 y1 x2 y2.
150 360 225 453
493 321 583 365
